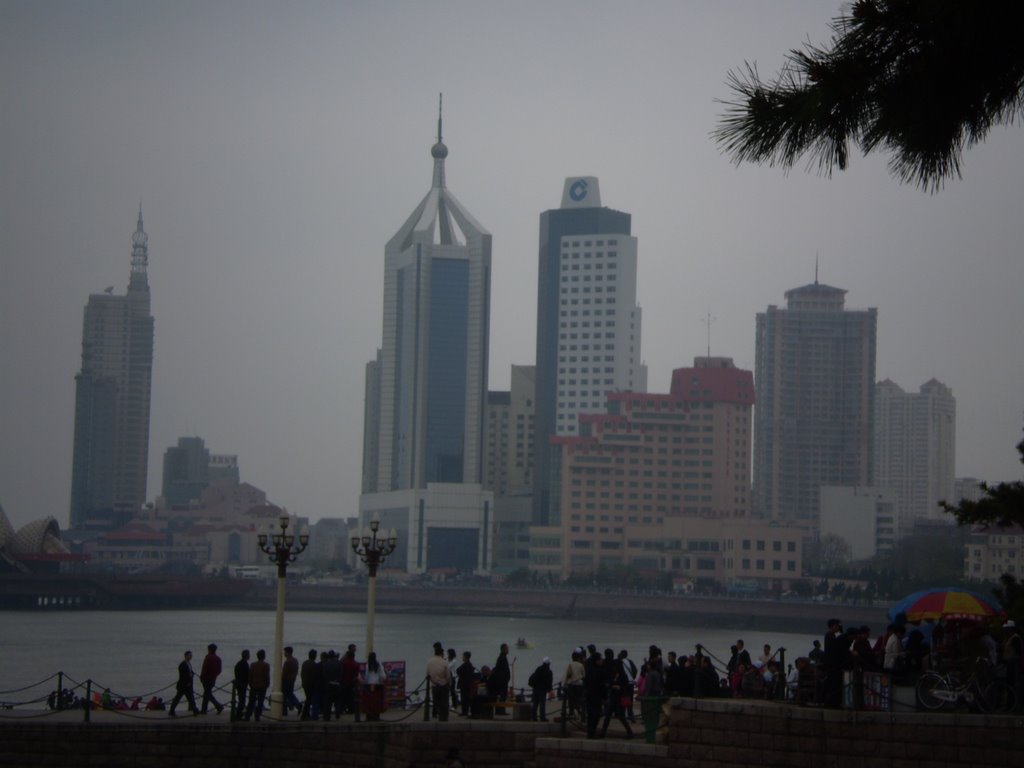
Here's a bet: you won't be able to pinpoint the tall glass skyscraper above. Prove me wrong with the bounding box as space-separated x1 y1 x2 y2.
69 208 154 531
363 106 491 494
359 104 494 575
753 280 876 527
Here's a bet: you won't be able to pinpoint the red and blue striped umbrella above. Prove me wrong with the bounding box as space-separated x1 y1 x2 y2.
887 587 1005 624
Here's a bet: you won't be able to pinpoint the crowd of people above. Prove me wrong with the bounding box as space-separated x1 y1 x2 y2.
49 618 1021 722
162 642 391 721
807 615 1023 709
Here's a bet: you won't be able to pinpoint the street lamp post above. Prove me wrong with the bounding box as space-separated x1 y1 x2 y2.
258 513 309 718
350 512 397 656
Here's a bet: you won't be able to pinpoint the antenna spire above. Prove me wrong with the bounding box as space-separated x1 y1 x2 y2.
437 93 443 144
815 252 819 284
701 312 716 362
430 92 448 187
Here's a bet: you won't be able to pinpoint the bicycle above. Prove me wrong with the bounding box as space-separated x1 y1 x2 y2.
915 659 1016 714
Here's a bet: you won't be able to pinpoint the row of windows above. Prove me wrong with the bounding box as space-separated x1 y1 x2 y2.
564 239 618 247
735 559 797 572
738 539 797 552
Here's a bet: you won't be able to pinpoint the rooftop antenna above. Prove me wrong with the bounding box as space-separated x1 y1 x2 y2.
437 92 443 143
701 311 716 362
815 252 819 285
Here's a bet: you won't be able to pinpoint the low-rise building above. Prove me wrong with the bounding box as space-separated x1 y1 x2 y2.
964 525 1023 581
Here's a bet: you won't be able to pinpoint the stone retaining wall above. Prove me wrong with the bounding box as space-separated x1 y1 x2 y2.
665 697 1023 768
3 699 1020 768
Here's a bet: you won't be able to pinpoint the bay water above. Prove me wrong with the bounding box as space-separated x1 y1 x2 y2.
1 609 816 704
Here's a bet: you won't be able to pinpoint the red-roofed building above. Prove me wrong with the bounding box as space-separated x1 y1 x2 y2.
529 357 802 588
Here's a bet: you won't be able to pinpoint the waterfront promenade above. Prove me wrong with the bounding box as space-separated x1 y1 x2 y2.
1 695 1019 768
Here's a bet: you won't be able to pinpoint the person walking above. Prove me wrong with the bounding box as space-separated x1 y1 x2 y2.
599 649 634 738
529 657 554 721
232 650 250 720
246 649 271 721
427 641 452 721
199 643 225 715
168 650 199 717
584 645 607 738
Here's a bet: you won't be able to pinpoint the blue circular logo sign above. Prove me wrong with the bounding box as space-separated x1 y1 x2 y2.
569 179 588 202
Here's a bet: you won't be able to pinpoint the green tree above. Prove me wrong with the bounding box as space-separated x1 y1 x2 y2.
714 1 1024 190
942 434 1024 620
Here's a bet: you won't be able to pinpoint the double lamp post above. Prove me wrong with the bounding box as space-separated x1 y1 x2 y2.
350 512 397 656
257 513 309 718
256 511 396 720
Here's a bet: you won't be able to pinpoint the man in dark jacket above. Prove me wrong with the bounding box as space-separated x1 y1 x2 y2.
232 650 250 720
199 643 225 715
281 646 302 715
488 643 511 713
455 651 476 717
583 645 607 738
169 650 199 717
300 648 319 720
246 649 271 721
529 657 554 721
822 618 847 708
321 650 342 720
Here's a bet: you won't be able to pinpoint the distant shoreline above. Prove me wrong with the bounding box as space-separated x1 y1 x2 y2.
241 583 888 636
0 575 888 635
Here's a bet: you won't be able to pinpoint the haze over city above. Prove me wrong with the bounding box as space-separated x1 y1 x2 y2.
2 0 1023 531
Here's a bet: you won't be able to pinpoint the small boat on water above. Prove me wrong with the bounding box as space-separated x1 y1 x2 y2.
515 637 532 649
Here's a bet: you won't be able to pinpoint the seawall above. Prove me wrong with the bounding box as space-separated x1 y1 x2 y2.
243 585 888 635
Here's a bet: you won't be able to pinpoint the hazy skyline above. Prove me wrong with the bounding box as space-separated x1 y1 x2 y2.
2 1 1022 530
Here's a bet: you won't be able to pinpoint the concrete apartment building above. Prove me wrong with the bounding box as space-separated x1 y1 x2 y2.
529 357 801 589
160 436 239 508
484 366 536 572
532 177 646 526
359 105 493 574
69 208 154 532
483 365 536 497
874 378 956 522
754 280 877 529
965 525 1023 582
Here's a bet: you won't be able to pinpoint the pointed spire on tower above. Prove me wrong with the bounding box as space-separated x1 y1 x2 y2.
431 92 448 188
814 252 819 285
437 93 443 145
129 203 149 292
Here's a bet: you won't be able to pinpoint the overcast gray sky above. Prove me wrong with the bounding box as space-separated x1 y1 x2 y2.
2 1 1022 530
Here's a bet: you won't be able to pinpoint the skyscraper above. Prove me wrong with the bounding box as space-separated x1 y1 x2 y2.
359 102 494 574
874 378 956 522
532 178 645 525
364 104 491 493
69 208 154 531
753 280 876 527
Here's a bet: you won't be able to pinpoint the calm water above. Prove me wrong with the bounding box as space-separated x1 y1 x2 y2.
1 609 815 703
